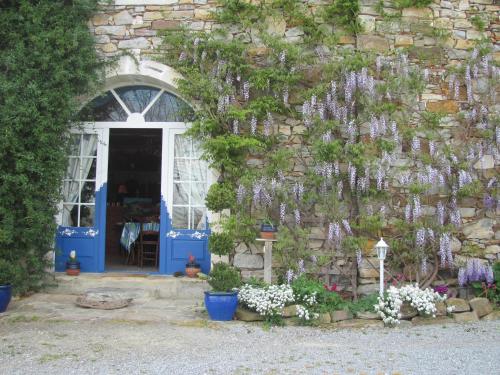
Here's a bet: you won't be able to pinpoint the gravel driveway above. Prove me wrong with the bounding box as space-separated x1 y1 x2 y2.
1 314 499 374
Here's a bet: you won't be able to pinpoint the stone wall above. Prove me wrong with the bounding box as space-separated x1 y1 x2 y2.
90 0 499 292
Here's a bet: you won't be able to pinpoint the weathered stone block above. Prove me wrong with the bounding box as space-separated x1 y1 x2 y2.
395 35 413 47
317 312 332 324
234 253 263 269
400 303 418 320
446 297 470 312
402 7 433 18
95 25 126 36
463 219 494 240
101 43 118 53
355 311 380 320
114 10 134 25
473 155 494 169
357 35 389 52
453 311 479 322
92 14 110 26
282 304 297 317
468 298 493 318
152 20 182 30
481 311 500 321
235 307 264 321
118 37 150 49
427 100 459 114
330 310 353 322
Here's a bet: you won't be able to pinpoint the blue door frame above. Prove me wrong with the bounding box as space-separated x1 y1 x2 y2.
55 125 211 274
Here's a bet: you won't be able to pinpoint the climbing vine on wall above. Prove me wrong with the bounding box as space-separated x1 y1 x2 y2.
0 0 104 294
160 0 499 291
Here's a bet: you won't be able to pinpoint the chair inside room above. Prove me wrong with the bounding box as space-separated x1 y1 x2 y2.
138 218 159 268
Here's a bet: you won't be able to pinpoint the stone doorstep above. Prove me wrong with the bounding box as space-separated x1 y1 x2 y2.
45 273 209 300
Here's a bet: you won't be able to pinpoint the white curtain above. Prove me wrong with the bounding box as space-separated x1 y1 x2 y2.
62 134 98 226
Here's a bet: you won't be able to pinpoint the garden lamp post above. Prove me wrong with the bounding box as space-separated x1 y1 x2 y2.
375 237 388 297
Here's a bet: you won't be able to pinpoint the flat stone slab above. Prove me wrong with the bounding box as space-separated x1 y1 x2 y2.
355 311 380 320
481 311 500 321
446 298 470 312
334 319 384 329
411 316 454 325
453 311 479 323
235 307 264 322
469 298 493 318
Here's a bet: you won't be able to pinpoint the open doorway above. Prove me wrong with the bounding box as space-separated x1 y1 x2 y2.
105 128 162 272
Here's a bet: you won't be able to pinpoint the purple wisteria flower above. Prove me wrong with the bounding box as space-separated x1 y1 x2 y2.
294 209 301 225
279 202 286 223
342 219 352 235
356 250 362 266
286 269 295 284
242 81 250 101
416 228 426 248
439 232 452 268
421 257 428 275
437 201 445 226
236 184 246 204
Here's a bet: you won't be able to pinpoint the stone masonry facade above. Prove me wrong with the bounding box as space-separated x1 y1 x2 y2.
90 0 499 294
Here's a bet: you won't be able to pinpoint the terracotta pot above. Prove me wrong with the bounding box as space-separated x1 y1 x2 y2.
260 231 276 240
66 268 80 276
185 265 201 278
66 261 80 276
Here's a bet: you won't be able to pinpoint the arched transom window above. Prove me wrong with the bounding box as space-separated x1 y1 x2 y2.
79 85 194 123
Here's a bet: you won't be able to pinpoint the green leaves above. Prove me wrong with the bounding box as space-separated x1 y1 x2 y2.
0 0 103 294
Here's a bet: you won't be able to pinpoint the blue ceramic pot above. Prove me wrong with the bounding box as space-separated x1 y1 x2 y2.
204 291 238 321
0 284 12 313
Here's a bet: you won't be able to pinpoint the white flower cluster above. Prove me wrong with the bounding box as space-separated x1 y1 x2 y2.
295 292 319 321
296 304 319 321
374 284 447 325
238 284 295 318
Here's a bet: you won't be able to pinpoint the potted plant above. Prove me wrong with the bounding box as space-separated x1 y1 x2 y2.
185 254 201 278
204 262 241 321
260 219 277 240
0 259 15 313
66 250 80 276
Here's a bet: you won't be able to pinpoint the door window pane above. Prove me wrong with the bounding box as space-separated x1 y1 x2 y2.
172 207 189 229
62 133 98 227
78 91 128 121
80 205 95 227
172 134 208 229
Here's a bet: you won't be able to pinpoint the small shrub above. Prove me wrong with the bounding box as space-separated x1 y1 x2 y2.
207 262 241 292
291 275 344 313
0 259 17 285
208 232 234 256
346 293 378 315
205 182 236 212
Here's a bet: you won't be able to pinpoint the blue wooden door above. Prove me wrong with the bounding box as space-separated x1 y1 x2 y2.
55 130 108 272
160 129 211 274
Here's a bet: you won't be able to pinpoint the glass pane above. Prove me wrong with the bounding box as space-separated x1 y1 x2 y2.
173 183 189 204
78 91 127 121
63 181 80 203
190 160 206 182
144 91 194 122
82 134 98 157
62 204 77 227
81 181 95 203
192 207 206 230
65 158 80 180
174 135 192 157
79 205 95 227
69 135 80 156
174 159 190 181
172 206 189 229
82 158 96 180
191 183 206 205
115 86 160 114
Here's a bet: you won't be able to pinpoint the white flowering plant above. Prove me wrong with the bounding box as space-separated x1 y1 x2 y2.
238 283 295 324
374 283 447 326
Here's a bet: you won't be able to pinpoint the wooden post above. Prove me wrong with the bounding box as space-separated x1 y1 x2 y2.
256 239 276 284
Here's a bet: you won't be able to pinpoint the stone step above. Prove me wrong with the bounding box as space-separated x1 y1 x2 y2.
45 273 209 300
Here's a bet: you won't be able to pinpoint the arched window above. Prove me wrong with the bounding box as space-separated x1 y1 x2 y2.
78 85 194 123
